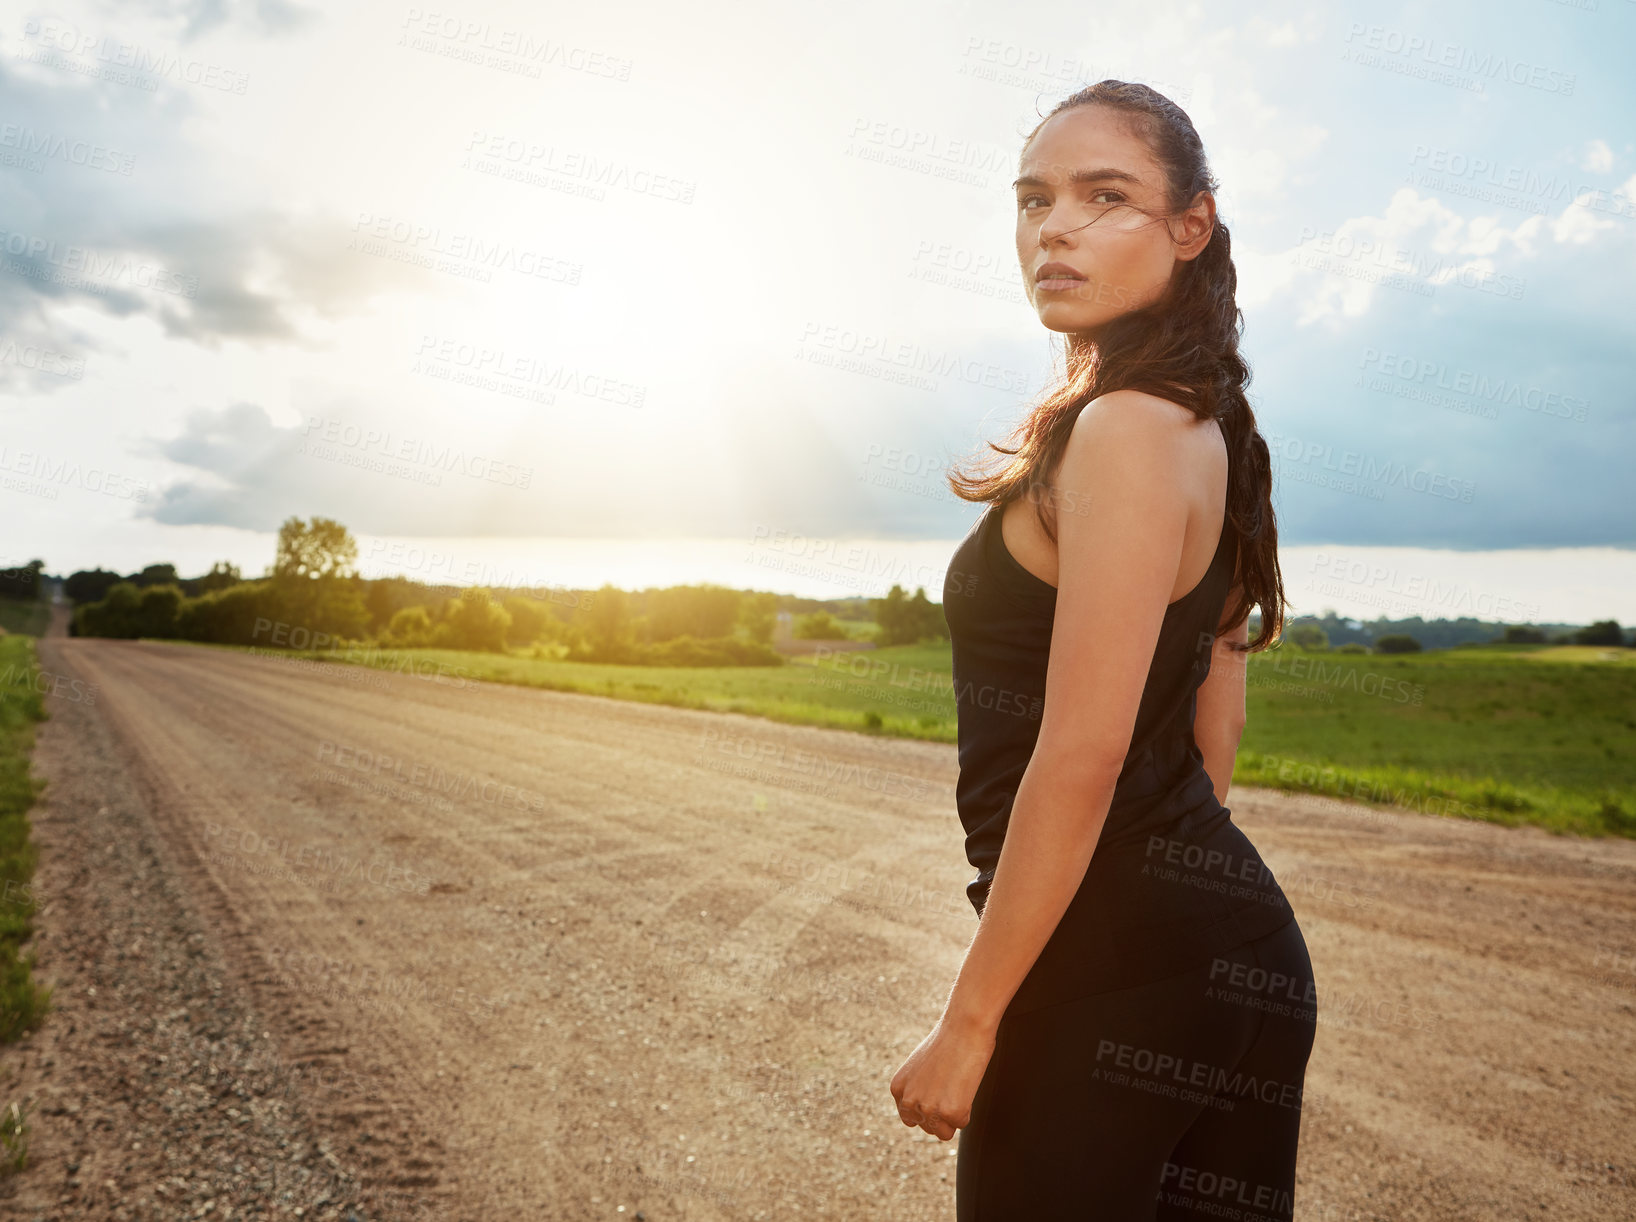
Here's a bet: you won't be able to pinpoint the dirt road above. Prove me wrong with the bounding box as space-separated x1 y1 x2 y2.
3 635 1634 1219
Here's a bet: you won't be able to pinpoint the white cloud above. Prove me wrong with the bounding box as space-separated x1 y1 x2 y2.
1581 138 1614 173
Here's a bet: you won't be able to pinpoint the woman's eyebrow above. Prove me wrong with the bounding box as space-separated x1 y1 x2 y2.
1012 167 1143 190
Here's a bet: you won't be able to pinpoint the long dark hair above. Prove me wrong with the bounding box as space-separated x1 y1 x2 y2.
946 79 1284 653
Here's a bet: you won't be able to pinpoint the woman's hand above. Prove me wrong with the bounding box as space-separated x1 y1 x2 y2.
888 1012 997 1141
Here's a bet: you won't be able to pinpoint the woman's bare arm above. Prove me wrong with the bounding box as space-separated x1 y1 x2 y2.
1193 601 1249 807
940 391 1201 1036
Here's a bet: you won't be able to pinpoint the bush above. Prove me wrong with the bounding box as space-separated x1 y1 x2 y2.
1501 624 1547 645
1335 642 1369 654
636 635 784 667
382 606 436 649
793 611 849 640
73 581 153 638
1375 634 1422 654
436 589 511 653
174 581 279 644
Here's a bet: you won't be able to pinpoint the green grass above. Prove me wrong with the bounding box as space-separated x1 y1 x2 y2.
178 637 964 738
0 634 52 1178
166 636 1635 838
1235 644 1635 837
0 597 49 638
0 1099 28 1176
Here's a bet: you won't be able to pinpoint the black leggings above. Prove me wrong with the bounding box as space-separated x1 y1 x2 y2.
956 918 1318 1221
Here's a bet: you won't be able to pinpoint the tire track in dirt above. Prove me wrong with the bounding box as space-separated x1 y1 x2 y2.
5 636 1634 1219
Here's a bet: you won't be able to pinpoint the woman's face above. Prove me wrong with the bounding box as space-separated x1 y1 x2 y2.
1014 105 1213 334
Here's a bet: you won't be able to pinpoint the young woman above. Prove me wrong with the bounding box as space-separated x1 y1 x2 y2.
888 81 1320 1218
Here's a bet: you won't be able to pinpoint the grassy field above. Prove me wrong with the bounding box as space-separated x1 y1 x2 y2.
0 632 52 1176
0 597 49 638
165 634 1636 838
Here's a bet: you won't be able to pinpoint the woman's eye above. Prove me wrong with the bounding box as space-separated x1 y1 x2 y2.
1018 194 1047 210
1090 189 1125 205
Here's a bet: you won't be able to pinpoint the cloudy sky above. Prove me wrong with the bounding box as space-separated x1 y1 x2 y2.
2 0 1632 623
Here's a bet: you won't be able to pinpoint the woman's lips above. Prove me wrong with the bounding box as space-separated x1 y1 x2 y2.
1036 276 1086 292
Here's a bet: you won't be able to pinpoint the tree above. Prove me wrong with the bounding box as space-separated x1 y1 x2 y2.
65 568 122 605
271 516 358 583
872 585 946 647
132 563 179 588
195 561 241 595
645 584 740 643
0 559 45 600
579 584 636 662
1289 624 1330 650
736 591 780 645
1501 625 1546 644
1573 620 1624 647
502 596 551 647
267 516 367 643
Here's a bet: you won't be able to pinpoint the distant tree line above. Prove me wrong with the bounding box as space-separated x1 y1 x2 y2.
0 560 46 602
1281 615 1630 653
59 517 811 665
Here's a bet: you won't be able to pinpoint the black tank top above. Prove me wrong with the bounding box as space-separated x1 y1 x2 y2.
943 493 1296 1018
